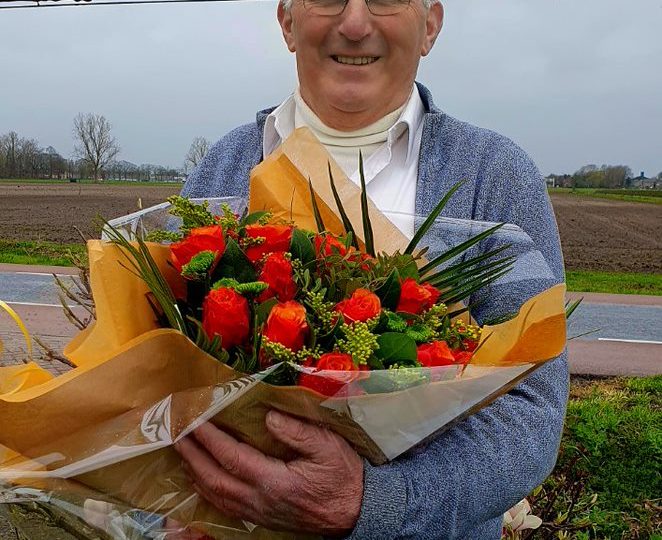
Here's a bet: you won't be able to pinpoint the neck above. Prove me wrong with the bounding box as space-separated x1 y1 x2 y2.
299 88 412 131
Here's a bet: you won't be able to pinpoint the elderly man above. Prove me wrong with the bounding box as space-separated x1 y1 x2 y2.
176 0 568 538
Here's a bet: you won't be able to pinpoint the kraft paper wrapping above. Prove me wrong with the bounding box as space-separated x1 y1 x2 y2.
0 129 568 538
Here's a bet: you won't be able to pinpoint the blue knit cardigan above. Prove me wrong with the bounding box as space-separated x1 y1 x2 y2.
182 83 569 540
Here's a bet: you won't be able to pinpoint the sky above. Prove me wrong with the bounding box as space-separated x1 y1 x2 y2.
0 0 660 175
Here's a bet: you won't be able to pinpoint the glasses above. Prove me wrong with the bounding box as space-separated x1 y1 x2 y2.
302 0 411 16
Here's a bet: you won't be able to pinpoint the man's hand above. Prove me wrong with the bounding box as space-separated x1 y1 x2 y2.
174 410 364 536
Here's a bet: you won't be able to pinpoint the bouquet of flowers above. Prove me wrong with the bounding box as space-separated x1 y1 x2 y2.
0 129 568 539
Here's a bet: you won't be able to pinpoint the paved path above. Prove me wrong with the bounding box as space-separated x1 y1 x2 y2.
1 264 661 377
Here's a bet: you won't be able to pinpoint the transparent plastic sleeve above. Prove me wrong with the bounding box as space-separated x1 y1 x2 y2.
0 194 566 539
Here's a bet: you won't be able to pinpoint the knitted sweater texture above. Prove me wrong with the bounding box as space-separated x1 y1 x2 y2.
182 83 569 540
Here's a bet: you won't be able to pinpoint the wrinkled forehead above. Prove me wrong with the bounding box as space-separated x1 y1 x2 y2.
280 0 439 9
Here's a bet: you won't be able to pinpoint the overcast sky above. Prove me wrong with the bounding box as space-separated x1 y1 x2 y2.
1 0 660 175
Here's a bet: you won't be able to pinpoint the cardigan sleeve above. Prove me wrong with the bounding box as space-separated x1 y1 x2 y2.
346 141 569 540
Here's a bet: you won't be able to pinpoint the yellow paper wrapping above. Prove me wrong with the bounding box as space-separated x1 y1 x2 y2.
0 129 568 539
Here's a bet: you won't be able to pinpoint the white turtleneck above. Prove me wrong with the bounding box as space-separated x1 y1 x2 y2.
263 86 425 238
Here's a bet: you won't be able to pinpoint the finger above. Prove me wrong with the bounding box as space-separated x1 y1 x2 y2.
175 436 253 505
265 410 341 459
189 479 256 524
190 422 282 483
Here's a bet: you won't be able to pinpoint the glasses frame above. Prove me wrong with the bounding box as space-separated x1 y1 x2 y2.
302 0 412 17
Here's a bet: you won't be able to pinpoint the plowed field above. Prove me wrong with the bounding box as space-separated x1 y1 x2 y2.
1 184 660 273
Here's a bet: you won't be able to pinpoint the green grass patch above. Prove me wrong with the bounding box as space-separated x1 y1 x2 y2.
0 240 87 266
530 376 662 539
566 270 662 296
549 187 662 205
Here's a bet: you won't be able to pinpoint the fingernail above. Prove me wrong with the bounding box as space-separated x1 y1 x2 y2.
267 410 283 429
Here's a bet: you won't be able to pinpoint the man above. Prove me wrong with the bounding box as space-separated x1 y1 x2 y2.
176 0 568 538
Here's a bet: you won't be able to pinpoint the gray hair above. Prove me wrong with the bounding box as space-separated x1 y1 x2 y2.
280 0 439 10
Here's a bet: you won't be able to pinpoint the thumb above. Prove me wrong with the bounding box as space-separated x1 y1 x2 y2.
266 410 334 458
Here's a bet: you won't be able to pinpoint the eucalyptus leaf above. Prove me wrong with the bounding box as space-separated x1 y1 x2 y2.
290 228 316 265
375 332 417 366
375 268 401 311
212 238 256 283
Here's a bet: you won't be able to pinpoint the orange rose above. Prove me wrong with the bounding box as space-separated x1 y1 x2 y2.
335 288 381 324
263 300 309 352
244 224 293 263
257 252 297 302
417 341 456 367
202 287 250 350
314 233 348 258
170 225 225 274
396 278 441 315
298 353 360 397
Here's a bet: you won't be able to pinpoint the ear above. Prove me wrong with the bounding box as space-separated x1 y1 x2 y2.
421 1 443 56
278 2 297 53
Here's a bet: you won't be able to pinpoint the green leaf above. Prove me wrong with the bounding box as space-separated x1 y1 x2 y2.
256 298 278 324
212 238 256 283
240 211 270 226
358 151 375 257
419 223 507 276
375 332 417 367
328 162 359 249
308 178 326 233
374 268 401 310
404 180 465 255
290 228 316 265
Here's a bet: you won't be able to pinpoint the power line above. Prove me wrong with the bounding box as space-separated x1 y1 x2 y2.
0 0 241 9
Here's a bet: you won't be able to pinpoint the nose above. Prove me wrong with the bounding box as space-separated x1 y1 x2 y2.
337 0 374 42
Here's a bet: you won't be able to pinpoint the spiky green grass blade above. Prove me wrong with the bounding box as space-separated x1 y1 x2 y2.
102 221 187 335
404 180 465 255
419 223 507 276
358 151 375 257
308 178 326 233
328 162 359 249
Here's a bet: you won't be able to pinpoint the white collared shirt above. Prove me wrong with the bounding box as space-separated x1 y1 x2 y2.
263 86 425 238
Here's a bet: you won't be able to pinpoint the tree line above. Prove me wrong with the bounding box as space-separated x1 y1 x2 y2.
0 113 212 182
548 164 662 189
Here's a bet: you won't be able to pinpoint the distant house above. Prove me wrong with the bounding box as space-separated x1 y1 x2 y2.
631 171 658 189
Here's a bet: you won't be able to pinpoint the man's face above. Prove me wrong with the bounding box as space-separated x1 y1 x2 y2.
278 0 443 130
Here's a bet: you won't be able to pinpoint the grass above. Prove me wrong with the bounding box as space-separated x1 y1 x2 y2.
549 187 662 205
566 270 662 296
529 376 662 539
0 240 87 266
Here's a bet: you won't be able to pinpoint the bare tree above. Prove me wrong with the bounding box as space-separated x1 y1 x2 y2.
184 136 210 173
72 113 120 182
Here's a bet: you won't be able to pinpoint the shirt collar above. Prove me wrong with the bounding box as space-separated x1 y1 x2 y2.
263 85 425 161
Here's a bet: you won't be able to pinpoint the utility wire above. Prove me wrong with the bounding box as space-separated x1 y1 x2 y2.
0 0 241 9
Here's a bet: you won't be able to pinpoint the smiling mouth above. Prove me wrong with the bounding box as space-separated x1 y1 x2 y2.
332 55 379 65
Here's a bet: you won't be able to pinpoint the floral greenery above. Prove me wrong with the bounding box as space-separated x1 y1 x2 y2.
523 376 661 539
104 175 512 389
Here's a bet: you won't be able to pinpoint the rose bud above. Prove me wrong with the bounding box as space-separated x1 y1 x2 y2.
202 287 250 350
263 300 309 352
314 233 348 258
244 224 293 263
452 350 473 365
335 288 381 324
170 225 225 274
417 341 457 367
298 352 359 397
397 278 441 315
257 252 297 302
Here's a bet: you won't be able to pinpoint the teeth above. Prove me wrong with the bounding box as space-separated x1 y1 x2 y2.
334 55 378 65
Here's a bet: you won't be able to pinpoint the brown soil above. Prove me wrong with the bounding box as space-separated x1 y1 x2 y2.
550 194 662 273
0 185 660 273
0 183 180 243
